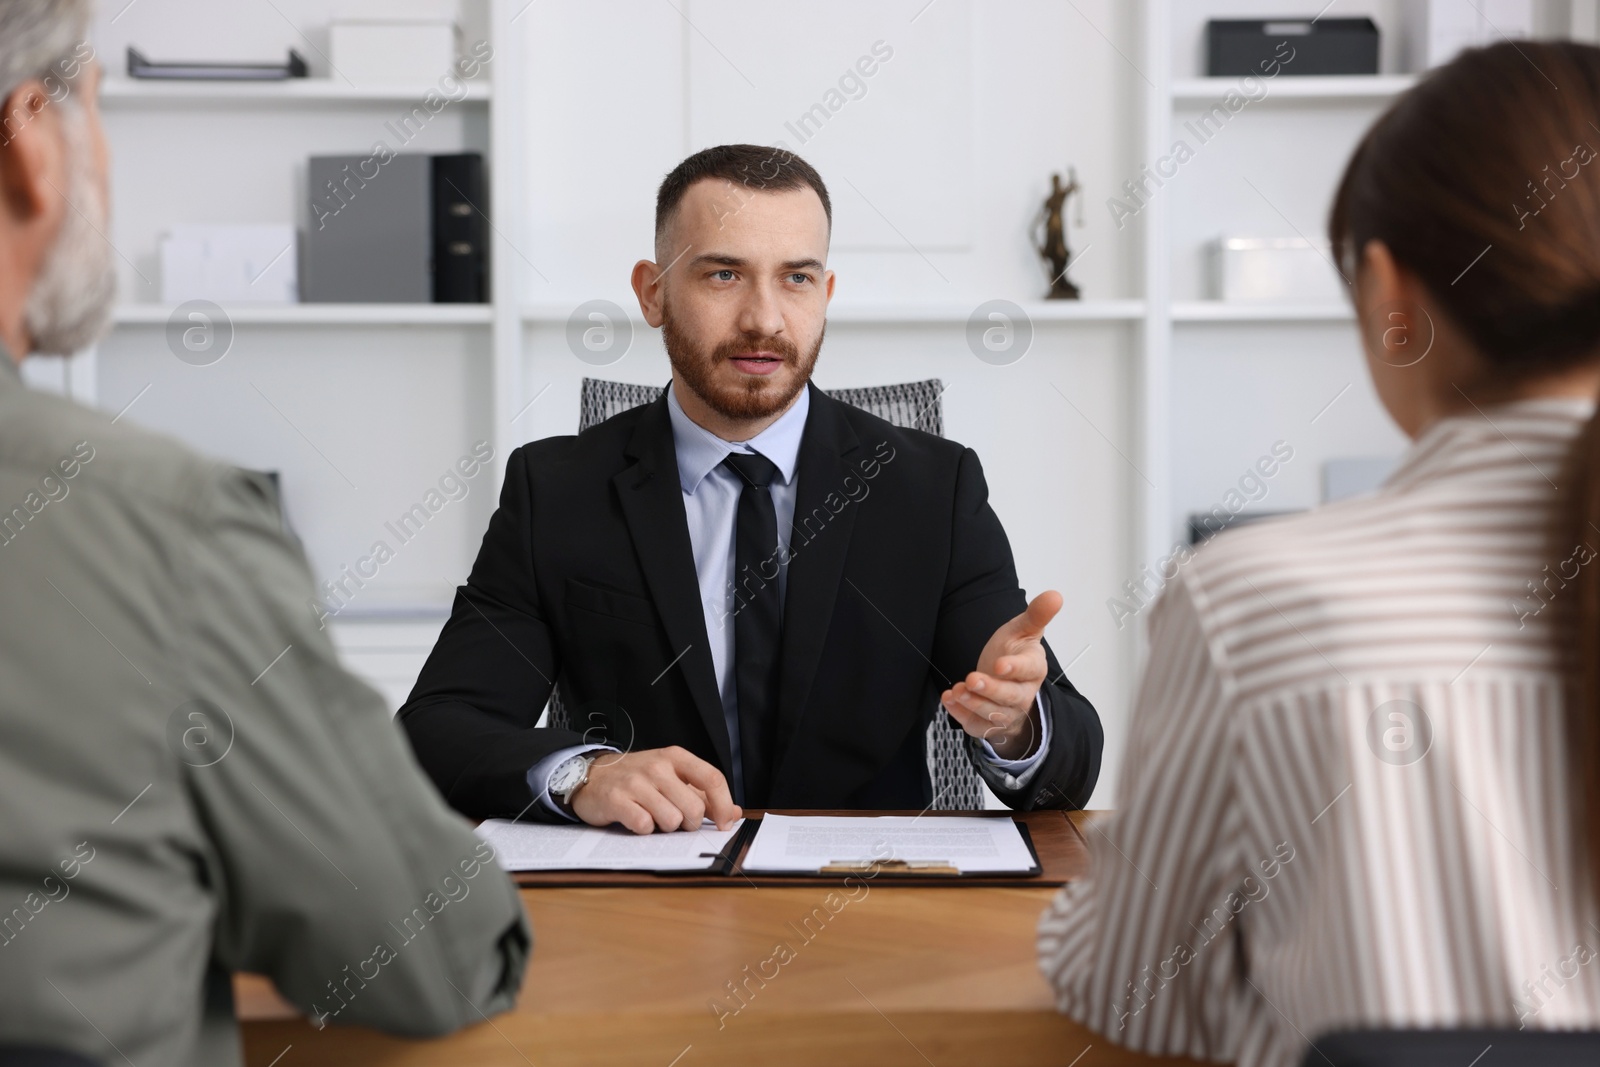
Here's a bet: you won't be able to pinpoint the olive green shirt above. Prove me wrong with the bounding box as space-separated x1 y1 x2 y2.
0 349 530 1065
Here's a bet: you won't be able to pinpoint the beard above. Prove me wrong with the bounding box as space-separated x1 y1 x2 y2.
23 106 117 357
661 302 823 423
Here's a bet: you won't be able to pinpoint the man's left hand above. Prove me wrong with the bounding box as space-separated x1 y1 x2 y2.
941 591 1062 761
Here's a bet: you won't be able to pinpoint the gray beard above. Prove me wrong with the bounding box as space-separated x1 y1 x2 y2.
23 106 116 357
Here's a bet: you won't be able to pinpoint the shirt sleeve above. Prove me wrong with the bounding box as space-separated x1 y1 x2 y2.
527 744 620 821
1036 572 1248 1061
968 691 1052 790
178 467 531 1036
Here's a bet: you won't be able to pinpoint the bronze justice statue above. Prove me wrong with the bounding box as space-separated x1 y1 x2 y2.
1033 169 1083 300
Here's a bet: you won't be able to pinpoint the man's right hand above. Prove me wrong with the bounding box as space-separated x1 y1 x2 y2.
570 746 741 834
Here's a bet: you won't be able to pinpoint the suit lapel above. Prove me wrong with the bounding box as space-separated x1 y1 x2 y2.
612 397 733 774
772 387 861 778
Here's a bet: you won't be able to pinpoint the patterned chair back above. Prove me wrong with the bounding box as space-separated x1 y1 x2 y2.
550 377 984 810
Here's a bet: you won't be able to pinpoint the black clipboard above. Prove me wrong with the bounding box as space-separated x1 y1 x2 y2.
509 811 1080 888
641 820 751 878
727 817 1043 880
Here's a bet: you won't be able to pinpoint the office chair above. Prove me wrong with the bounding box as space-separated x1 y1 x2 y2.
0 1047 101 1066
1305 1029 1600 1066
549 376 984 810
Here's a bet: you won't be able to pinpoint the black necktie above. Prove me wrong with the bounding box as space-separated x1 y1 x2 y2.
722 451 781 807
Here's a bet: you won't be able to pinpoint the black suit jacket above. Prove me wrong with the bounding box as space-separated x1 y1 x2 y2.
399 384 1102 820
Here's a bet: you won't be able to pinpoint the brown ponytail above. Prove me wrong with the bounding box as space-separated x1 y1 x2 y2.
1574 415 1600 895
1330 40 1600 890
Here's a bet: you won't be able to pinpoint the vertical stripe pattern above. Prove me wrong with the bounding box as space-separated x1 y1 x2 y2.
1039 399 1600 1066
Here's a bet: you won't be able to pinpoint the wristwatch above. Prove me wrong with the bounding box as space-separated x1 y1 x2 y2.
550 753 598 812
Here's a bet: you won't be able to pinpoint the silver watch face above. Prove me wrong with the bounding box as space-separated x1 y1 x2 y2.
549 755 589 796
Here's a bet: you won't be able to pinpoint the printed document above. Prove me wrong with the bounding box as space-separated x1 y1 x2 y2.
476 818 743 872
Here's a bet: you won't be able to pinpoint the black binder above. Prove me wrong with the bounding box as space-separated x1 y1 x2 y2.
431 154 489 303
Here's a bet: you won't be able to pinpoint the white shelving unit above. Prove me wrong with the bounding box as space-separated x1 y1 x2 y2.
1142 1 1600 589
88 2 506 663
1136 0 1174 574
1133 1 1451 568
1138 0 1593 588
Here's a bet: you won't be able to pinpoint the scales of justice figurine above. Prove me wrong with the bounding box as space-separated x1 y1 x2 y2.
1033 168 1084 300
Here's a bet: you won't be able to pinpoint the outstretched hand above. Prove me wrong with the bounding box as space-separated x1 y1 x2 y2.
940 590 1061 761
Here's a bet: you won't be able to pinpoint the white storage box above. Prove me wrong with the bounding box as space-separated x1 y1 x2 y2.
330 19 459 85
160 225 297 305
1207 237 1344 303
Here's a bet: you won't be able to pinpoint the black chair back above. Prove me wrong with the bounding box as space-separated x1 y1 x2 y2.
1307 1029 1600 1067
0 1047 102 1067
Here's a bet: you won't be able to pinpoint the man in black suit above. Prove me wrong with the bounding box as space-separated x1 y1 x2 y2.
400 145 1102 832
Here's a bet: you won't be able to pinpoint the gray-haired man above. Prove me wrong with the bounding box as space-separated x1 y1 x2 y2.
0 3 529 1064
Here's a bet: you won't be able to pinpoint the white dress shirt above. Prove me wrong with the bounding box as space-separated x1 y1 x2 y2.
528 383 1048 814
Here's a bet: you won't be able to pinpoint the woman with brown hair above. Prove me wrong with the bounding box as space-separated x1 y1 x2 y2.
1039 40 1600 1065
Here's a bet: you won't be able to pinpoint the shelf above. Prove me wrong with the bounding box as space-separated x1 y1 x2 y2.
113 304 493 326
1172 302 1352 323
1171 74 1417 104
521 300 1147 326
100 77 491 105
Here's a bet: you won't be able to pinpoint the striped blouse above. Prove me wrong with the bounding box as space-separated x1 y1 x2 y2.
1039 398 1600 1066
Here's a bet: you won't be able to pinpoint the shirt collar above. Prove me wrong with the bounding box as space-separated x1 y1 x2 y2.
666 382 809 495
1385 396 1595 492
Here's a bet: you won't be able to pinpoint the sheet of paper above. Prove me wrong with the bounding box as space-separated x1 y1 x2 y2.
740 815 1037 875
475 818 743 872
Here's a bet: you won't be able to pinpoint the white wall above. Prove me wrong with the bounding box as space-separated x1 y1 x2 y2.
514 0 1138 306
95 324 497 611
1170 324 1407 525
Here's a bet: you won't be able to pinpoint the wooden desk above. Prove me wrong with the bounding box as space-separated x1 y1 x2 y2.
238 811 1200 1066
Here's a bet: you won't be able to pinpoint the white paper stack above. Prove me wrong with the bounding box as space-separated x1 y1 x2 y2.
475 818 743 873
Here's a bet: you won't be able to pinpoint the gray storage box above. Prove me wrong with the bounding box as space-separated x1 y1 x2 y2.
1206 18 1379 76
302 153 430 303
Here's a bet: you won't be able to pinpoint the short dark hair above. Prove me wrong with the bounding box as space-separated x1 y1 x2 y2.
654 144 832 249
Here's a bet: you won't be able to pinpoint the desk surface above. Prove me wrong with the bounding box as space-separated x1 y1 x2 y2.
238 811 1204 1067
